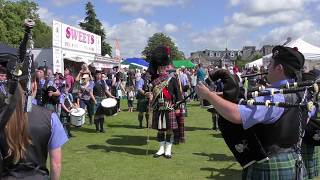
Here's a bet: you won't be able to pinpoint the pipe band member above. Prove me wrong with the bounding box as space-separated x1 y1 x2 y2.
196 46 315 179
148 45 182 159
135 72 150 128
93 70 114 133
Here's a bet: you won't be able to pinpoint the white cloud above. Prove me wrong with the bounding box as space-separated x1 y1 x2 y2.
226 11 304 27
38 7 54 25
107 0 189 14
228 0 241 6
245 0 305 15
51 0 79 7
261 20 320 46
104 18 159 57
317 4 320 11
164 23 178 33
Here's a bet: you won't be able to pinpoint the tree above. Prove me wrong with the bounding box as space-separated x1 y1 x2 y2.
0 0 52 48
142 33 184 61
79 2 111 56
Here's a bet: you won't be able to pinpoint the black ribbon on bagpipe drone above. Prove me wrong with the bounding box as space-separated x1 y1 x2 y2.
0 19 35 130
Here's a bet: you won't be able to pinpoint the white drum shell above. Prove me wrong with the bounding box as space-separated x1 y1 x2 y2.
70 108 86 127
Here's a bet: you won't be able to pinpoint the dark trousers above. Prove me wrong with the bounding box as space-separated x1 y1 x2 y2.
80 99 94 124
94 117 105 132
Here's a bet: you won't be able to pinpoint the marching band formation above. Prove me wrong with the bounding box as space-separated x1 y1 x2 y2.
0 19 320 180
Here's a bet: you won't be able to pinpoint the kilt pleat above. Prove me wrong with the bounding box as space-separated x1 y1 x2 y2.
152 110 178 130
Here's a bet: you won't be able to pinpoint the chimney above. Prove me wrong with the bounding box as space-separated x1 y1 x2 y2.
283 37 292 46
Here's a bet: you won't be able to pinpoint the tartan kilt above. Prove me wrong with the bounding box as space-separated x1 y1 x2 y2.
137 98 148 112
152 110 178 130
302 143 320 179
176 114 185 143
244 151 305 180
94 96 104 115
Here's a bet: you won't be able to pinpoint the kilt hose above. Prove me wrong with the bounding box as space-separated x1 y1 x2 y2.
302 143 320 179
243 151 307 180
152 110 178 130
174 113 185 143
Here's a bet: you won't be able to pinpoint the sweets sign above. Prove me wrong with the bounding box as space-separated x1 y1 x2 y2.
53 20 101 55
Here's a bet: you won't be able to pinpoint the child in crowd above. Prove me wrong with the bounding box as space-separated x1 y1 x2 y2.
127 86 135 112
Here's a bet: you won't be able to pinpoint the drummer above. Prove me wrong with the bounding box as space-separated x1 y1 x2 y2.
78 73 96 125
60 83 74 137
93 70 115 133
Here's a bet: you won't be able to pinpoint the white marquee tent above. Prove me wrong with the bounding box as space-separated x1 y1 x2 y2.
246 38 320 70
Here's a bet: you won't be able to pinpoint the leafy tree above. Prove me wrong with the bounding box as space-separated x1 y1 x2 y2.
0 0 52 48
142 32 184 61
79 2 111 56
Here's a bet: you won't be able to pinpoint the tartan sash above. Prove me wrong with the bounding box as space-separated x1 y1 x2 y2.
151 75 172 107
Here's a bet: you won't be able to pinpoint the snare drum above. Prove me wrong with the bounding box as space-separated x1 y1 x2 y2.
101 98 118 116
70 108 86 127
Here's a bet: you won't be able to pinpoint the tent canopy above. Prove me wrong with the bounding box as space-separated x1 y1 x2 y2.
0 43 18 66
245 38 320 68
122 58 149 69
173 60 195 68
245 58 263 68
285 38 320 61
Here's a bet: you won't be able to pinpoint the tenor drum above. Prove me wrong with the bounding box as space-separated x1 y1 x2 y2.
70 108 86 127
101 98 118 116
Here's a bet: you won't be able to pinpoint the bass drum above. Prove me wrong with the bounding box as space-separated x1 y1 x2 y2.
101 98 118 116
70 108 86 127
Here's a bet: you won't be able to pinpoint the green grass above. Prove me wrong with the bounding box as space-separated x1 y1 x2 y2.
60 100 242 180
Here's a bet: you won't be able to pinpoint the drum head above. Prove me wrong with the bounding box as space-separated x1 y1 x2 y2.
101 98 117 108
70 108 85 116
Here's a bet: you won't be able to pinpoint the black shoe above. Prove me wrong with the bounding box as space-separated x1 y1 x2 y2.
96 130 100 133
173 141 179 145
164 154 172 159
100 130 105 133
153 153 164 158
68 134 74 138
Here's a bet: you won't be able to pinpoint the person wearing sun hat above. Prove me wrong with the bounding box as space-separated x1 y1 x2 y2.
78 73 96 125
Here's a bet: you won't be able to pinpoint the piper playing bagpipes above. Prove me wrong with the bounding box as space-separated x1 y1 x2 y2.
148 45 183 159
196 45 316 180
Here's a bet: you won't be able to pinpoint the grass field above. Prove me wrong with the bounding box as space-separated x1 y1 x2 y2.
60 100 242 180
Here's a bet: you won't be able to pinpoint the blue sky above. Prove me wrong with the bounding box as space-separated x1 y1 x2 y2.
36 0 320 58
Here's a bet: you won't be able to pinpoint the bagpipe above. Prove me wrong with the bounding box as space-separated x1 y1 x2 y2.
204 69 319 168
